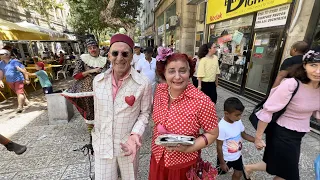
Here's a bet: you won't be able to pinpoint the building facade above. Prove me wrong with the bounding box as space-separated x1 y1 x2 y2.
154 0 197 56
139 0 156 47
0 0 77 58
204 0 320 130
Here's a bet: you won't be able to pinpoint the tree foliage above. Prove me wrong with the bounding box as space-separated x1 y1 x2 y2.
67 0 141 38
18 0 63 29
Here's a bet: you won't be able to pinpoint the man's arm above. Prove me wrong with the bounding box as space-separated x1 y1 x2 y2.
0 70 4 88
272 70 288 88
272 58 291 88
131 81 152 136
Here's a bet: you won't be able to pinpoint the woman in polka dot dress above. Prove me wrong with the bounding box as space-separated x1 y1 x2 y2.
148 48 219 180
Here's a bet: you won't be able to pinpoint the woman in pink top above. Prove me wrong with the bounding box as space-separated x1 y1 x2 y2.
244 50 320 180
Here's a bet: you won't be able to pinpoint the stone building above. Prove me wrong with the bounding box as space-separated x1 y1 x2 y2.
154 0 197 56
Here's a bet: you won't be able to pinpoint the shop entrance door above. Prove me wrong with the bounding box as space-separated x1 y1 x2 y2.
245 30 282 94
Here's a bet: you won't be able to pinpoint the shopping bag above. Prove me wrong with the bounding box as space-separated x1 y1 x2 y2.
186 158 218 180
315 154 320 180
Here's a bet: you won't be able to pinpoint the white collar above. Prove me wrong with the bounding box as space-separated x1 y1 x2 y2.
80 54 107 68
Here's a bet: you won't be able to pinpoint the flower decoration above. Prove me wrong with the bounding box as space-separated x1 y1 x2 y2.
156 47 173 62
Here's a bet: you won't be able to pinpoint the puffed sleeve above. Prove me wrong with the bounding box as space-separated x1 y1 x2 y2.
197 96 218 131
256 78 298 123
197 58 206 78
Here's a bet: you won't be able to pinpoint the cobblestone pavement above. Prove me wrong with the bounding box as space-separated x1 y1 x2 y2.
0 83 319 180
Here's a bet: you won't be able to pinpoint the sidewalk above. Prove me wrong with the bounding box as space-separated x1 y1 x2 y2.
0 80 319 180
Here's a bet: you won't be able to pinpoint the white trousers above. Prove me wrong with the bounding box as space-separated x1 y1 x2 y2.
94 154 138 180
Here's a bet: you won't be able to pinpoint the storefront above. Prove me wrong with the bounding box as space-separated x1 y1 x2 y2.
206 0 293 101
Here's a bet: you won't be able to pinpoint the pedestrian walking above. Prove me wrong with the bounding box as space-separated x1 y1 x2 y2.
216 97 254 180
16 62 53 95
197 42 220 104
191 53 199 87
0 134 26 155
132 45 145 69
244 50 320 180
148 49 219 180
136 47 157 94
92 34 152 180
272 41 309 88
0 49 30 113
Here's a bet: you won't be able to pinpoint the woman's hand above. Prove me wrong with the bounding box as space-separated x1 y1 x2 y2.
164 144 191 153
254 137 266 150
90 68 102 74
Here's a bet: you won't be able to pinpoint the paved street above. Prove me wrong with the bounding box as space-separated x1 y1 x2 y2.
0 79 319 180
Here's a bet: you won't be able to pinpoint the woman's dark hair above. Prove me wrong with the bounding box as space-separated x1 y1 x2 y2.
198 42 214 59
288 50 320 85
156 53 196 80
288 64 312 84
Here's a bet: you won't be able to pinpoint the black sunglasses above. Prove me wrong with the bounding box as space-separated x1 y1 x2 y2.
111 51 130 58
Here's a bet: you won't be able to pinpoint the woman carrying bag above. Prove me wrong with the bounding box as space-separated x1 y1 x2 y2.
244 50 320 180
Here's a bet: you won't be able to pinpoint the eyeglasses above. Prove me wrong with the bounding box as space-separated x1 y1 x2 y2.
111 51 130 58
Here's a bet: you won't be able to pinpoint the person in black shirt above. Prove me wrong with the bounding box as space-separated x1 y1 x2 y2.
272 41 309 87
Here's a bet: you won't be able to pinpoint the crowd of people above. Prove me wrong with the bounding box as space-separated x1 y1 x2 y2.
0 33 319 180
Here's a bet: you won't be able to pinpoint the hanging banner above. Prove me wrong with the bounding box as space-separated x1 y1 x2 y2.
206 0 292 24
255 4 290 29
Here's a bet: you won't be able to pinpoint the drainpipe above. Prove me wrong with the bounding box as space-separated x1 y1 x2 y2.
289 0 304 33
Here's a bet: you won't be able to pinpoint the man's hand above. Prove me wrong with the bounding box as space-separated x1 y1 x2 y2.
120 134 141 162
16 66 26 73
0 81 4 88
90 68 102 74
24 79 30 85
220 162 229 172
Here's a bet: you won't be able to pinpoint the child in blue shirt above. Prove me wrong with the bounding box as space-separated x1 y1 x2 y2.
217 97 255 180
17 62 53 94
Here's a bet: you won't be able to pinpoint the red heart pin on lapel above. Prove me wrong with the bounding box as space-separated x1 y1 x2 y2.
125 95 135 106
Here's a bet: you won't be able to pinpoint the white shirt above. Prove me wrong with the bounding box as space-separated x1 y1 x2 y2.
132 53 145 68
136 57 156 84
217 118 245 161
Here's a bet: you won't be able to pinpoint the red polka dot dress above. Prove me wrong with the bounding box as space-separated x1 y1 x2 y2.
149 83 218 180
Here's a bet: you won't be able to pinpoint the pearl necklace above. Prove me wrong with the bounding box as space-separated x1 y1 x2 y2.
168 87 178 100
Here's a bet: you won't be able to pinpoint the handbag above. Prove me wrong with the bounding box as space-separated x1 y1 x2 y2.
315 154 320 180
249 78 299 132
186 151 218 180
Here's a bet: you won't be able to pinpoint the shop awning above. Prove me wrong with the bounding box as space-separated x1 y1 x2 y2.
16 21 69 41
0 19 50 40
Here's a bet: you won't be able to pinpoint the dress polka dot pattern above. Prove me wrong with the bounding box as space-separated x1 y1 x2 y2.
151 83 218 167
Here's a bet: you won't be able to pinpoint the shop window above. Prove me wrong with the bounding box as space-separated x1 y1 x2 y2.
208 15 254 85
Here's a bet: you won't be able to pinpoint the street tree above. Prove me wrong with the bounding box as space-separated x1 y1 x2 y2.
67 0 141 39
18 0 63 29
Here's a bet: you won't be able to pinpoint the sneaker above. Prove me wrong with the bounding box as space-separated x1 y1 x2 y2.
5 141 27 155
16 107 23 113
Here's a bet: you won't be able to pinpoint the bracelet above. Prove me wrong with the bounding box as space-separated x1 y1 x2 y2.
25 79 30 81
200 134 208 146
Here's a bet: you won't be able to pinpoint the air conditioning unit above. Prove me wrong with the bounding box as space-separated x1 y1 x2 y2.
169 16 178 27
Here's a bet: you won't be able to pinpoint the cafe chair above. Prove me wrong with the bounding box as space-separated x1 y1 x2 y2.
56 64 70 80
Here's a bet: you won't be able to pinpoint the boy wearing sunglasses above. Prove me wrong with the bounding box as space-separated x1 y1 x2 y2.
92 34 152 180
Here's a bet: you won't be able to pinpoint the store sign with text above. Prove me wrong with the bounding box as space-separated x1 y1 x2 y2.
206 0 292 24
255 4 290 29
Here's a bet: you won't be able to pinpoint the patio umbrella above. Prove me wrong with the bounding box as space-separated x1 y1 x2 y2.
0 18 50 40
